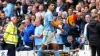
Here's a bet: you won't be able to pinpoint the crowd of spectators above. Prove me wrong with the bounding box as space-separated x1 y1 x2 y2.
0 0 100 51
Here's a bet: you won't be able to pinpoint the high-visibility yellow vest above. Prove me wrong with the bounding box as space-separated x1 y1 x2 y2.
3 22 18 45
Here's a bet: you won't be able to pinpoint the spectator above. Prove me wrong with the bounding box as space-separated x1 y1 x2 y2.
3 16 18 56
4 1 14 18
53 12 57 22
77 1 84 8
5 17 10 24
65 35 79 50
35 4 45 20
17 20 25 47
34 2 39 10
83 14 91 39
98 10 100 14
26 0 34 5
62 11 67 23
55 16 64 50
76 12 85 33
15 1 22 17
2 1 7 10
96 0 100 10
65 0 74 8
60 22 69 46
0 10 4 16
91 9 98 17
87 14 100 56
6 0 17 4
27 5 33 14
84 5 90 13
20 15 35 49
0 23 7 50
66 8 77 26
76 34 85 49
37 0 44 4
34 19 43 50
58 11 62 17
81 7 85 15
32 5 37 16
89 0 96 8
28 0 34 5
75 4 81 12
31 15 36 25
68 22 80 40
0 13 6 26
81 5 91 31
18 20 25 34
0 0 3 10
2 1 7 15
21 0 28 14
55 0 65 13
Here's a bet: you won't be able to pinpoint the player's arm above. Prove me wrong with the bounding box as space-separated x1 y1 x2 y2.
50 21 64 33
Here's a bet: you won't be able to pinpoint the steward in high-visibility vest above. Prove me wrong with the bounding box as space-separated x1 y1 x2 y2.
3 19 18 45
4 16 18 56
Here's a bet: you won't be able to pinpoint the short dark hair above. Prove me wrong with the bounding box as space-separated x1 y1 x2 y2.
16 1 22 6
48 2 55 7
68 7 74 11
0 10 4 13
84 5 89 9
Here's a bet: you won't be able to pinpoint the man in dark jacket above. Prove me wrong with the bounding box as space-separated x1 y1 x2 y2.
65 35 79 50
87 14 100 56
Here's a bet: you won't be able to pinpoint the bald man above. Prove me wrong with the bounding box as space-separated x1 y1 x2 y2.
91 9 98 17
34 19 44 50
4 16 18 56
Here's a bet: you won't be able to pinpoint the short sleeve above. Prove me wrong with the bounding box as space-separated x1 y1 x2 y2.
48 13 53 21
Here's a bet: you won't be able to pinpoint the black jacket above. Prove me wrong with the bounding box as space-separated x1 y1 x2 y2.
65 41 79 49
87 20 100 45
68 25 80 39
15 8 21 17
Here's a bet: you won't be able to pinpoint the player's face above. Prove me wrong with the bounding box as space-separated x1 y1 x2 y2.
49 4 55 11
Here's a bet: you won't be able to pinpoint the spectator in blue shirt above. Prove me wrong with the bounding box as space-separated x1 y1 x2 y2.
20 15 35 49
3 2 14 18
34 19 43 50
55 16 64 50
76 34 85 49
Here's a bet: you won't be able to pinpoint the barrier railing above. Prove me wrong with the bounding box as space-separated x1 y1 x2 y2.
0 50 91 56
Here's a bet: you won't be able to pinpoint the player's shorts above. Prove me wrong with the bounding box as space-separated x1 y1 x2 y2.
42 30 57 45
